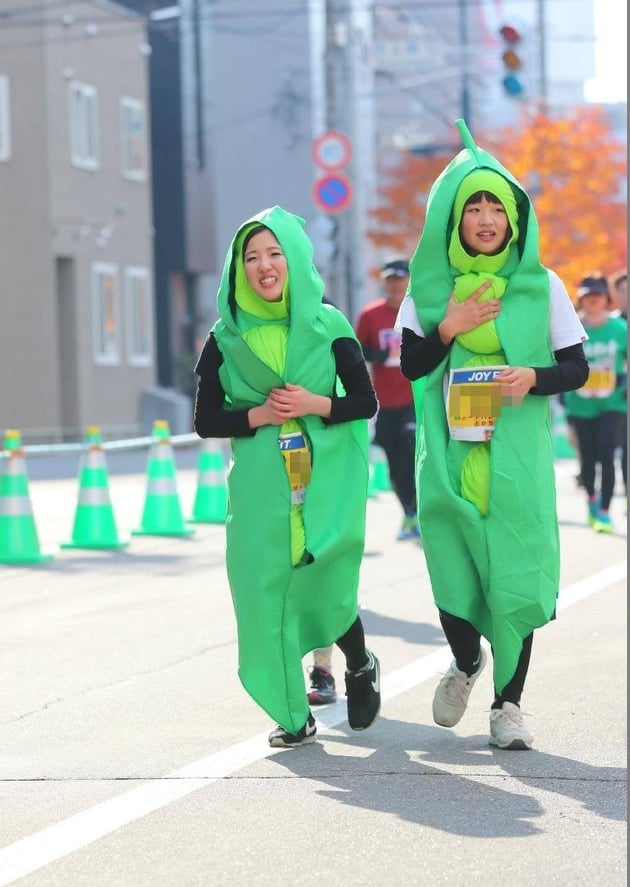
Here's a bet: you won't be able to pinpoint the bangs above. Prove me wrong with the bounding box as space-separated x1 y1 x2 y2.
464 190 504 207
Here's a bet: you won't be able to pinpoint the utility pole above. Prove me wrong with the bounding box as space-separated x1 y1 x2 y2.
458 0 472 128
322 0 354 315
536 0 548 104
324 0 344 311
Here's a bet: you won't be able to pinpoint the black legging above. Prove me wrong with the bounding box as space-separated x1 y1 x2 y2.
373 405 417 516
439 610 533 708
571 412 625 510
336 616 368 672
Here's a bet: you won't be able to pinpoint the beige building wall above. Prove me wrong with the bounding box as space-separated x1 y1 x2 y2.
0 1 155 441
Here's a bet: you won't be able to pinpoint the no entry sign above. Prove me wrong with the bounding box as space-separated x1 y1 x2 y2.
312 172 353 214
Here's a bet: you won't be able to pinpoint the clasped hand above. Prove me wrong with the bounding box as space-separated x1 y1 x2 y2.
265 383 314 422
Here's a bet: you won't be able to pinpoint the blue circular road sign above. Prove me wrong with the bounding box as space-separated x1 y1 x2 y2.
312 172 353 214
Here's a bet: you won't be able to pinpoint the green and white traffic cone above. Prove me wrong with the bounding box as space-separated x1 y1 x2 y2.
190 439 228 523
61 426 128 550
551 399 576 459
371 445 391 492
367 452 378 499
0 429 53 564
132 420 194 537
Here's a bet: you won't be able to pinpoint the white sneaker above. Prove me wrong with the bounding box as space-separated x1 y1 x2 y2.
432 647 487 727
489 702 534 750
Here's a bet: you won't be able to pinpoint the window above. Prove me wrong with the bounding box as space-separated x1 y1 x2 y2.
120 97 147 180
92 263 120 364
69 81 99 169
124 267 153 365
0 75 10 161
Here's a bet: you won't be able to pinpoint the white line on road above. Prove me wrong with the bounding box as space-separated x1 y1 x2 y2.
0 560 626 885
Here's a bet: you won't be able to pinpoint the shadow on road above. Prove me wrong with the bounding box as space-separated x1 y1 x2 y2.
267 716 625 836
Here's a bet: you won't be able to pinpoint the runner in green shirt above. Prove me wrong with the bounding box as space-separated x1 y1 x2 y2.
564 273 627 532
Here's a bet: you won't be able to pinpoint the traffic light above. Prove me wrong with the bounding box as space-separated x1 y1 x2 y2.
499 24 524 97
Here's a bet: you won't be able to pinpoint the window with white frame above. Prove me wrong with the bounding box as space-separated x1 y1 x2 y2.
120 97 147 180
0 75 10 162
92 263 120 364
68 81 99 170
124 266 153 365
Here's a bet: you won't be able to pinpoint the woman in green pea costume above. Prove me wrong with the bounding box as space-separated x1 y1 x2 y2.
398 121 588 749
194 206 381 748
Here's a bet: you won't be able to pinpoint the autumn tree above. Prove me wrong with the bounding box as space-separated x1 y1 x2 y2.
367 151 453 258
368 107 627 299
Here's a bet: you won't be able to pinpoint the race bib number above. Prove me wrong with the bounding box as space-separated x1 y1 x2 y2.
446 366 509 441
577 363 615 399
278 432 312 504
379 328 402 367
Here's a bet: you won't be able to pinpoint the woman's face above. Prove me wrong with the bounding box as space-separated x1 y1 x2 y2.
243 229 288 302
460 195 509 256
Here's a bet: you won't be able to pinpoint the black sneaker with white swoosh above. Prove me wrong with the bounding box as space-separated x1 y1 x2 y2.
268 713 317 748
345 650 381 730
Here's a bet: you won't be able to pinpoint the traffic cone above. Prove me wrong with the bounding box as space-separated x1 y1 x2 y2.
61 426 128 550
132 420 194 537
190 439 228 523
551 399 576 459
0 429 53 564
367 455 378 498
371 445 391 492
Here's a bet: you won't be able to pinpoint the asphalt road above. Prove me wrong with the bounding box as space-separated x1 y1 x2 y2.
0 453 626 886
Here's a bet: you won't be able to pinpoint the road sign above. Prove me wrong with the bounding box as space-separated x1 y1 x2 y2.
311 131 352 170
312 172 353 214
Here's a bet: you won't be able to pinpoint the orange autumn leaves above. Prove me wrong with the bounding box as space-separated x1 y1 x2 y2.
368 107 627 300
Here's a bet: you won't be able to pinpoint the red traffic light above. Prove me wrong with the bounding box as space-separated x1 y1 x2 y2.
499 24 521 44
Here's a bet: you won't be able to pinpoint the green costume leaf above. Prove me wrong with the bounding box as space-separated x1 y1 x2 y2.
213 206 370 731
408 121 558 694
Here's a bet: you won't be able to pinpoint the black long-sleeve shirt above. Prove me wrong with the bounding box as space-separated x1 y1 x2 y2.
194 333 378 439
400 327 589 396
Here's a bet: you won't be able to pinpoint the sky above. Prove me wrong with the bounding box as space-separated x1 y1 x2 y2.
584 0 627 102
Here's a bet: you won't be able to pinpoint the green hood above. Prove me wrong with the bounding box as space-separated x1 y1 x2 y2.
216 206 324 348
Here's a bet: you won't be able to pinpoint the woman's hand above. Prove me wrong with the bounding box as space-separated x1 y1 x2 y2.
268 383 331 420
495 366 536 403
247 399 284 428
438 281 501 344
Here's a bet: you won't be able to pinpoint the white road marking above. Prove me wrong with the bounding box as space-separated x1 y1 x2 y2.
0 560 626 885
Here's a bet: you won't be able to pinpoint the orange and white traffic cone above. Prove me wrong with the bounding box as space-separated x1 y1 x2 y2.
0 429 53 564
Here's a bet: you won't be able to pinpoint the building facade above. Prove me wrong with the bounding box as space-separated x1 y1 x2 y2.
0 0 155 441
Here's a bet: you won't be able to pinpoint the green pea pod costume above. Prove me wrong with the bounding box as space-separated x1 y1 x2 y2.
408 120 557 694
212 206 369 732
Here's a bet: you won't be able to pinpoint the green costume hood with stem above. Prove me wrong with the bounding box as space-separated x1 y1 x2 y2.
408 121 557 694
212 206 370 732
